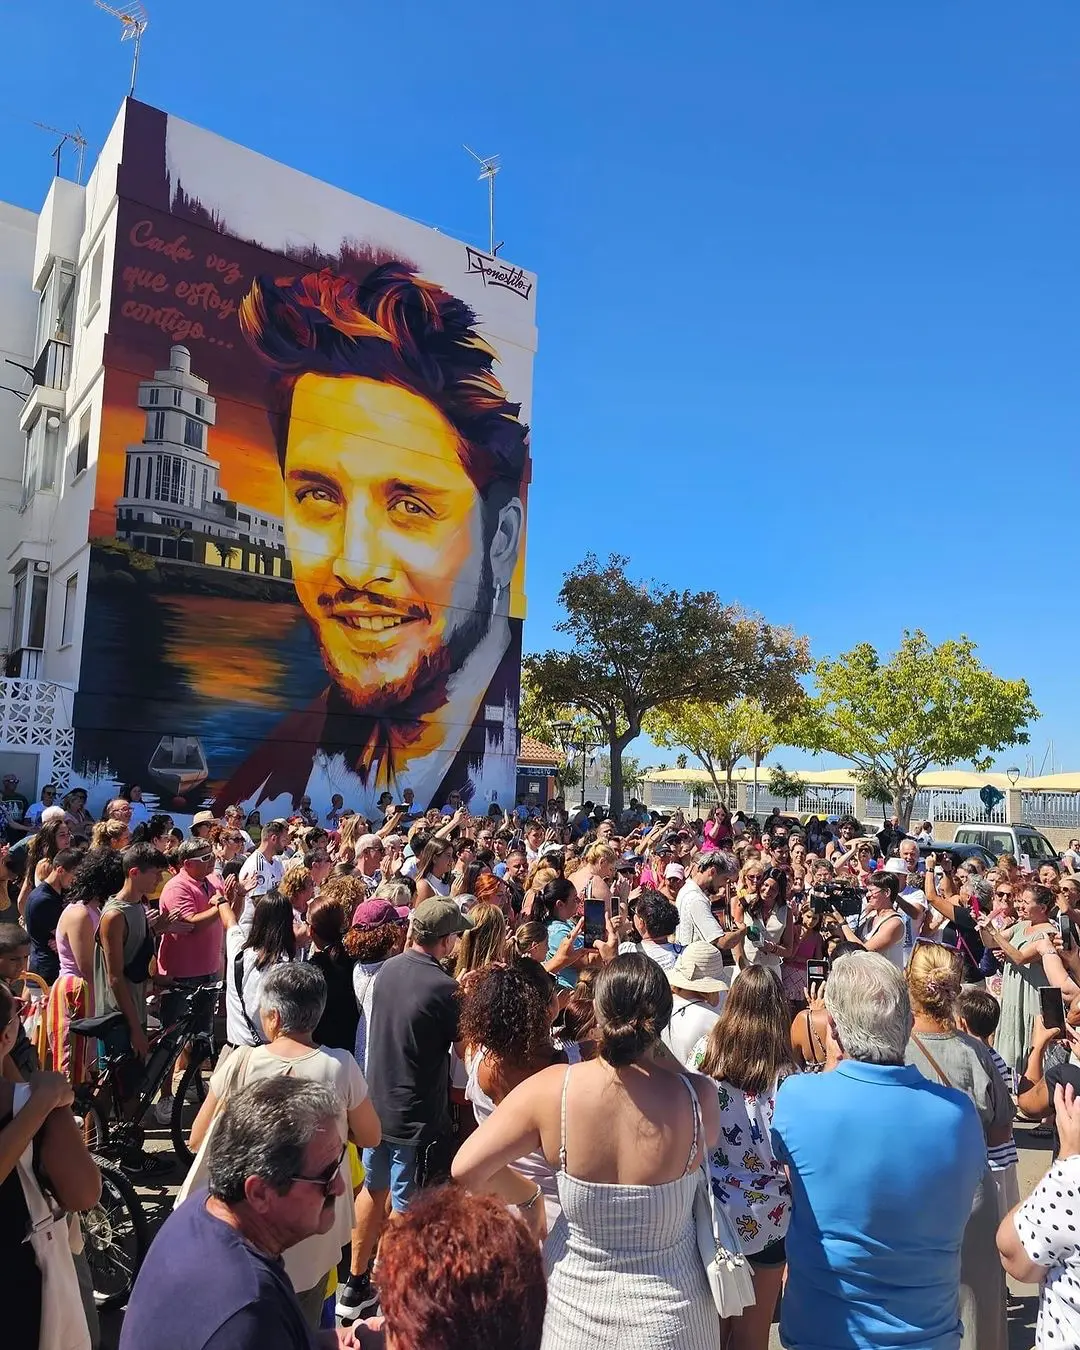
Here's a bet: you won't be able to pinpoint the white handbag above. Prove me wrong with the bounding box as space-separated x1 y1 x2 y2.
693 1161 756 1318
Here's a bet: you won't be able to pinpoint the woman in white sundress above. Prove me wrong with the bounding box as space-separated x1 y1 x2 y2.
453 951 722 1350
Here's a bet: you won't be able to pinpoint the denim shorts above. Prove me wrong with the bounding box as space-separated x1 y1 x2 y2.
361 1141 418 1213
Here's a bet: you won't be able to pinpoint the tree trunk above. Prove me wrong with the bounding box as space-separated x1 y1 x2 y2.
607 727 637 818
892 786 917 832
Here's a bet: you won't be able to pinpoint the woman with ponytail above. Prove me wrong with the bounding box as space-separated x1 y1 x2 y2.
454 952 721 1349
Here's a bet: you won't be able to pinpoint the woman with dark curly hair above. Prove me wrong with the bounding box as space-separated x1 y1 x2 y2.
460 959 564 1236
377 1186 546 1350
343 893 407 1072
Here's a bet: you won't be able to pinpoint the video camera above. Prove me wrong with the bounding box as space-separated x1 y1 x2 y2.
808 881 864 920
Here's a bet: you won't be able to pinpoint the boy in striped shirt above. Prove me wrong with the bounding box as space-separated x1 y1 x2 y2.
957 987 1019 1218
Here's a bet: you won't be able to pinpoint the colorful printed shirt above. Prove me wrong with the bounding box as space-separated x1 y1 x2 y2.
690 1037 792 1255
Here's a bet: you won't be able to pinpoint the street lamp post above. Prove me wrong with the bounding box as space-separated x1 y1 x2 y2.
553 721 593 809
1007 766 1021 786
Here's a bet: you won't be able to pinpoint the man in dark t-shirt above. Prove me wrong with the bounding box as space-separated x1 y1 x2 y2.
120 1077 346 1350
338 897 472 1322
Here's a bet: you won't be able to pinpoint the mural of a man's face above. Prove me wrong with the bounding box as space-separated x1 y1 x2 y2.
284 373 518 713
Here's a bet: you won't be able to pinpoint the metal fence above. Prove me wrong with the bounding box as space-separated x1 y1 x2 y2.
1022 793 1080 830
643 781 738 811
863 790 1006 825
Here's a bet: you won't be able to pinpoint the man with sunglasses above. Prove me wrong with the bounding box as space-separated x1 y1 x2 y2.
121 1077 367 1350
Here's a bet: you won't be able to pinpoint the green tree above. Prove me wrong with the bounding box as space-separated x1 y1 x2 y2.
787 630 1038 828
517 668 598 796
644 698 777 808
676 753 688 770
767 764 808 810
526 554 809 815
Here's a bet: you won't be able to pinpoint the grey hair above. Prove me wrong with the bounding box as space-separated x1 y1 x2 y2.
357 834 383 853
967 877 993 908
207 1077 340 1203
824 951 912 1065
374 879 413 909
257 962 327 1034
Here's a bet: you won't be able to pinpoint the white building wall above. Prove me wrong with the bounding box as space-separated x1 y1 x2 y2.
0 202 39 653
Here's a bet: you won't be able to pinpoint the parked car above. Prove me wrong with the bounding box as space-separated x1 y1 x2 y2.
951 824 1059 866
917 841 998 870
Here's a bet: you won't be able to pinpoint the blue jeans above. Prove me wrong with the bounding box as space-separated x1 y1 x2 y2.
361 1142 418 1213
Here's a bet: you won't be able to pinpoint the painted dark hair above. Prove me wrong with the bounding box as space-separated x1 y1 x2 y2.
240 262 530 503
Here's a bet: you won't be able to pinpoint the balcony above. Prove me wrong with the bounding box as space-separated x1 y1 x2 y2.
32 338 71 392
0 677 76 785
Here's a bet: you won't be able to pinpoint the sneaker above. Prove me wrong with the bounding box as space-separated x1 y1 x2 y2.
336 1278 379 1322
152 1096 174 1125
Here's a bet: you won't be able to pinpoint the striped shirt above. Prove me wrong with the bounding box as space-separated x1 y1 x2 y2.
986 1045 1019 1170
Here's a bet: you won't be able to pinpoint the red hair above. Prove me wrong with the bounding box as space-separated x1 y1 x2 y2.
377 1186 545 1350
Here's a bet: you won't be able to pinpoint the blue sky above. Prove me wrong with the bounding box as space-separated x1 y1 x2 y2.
2 2 1078 770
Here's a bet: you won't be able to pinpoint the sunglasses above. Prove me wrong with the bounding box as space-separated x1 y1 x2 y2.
290 1142 346 1197
995 889 1012 898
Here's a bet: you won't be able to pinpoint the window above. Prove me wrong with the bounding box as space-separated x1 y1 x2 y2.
74 408 91 477
86 243 104 318
8 570 26 654
60 574 78 647
183 418 203 450
34 259 77 354
20 415 61 507
173 389 183 407
148 388 160 406
148 410 166 442
133 457 141 497
25 573 48 650
194 397 205 417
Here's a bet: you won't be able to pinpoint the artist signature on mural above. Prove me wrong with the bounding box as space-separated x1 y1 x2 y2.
464 247 532 300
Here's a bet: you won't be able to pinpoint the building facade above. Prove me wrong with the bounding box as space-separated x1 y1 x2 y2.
0 99 537 821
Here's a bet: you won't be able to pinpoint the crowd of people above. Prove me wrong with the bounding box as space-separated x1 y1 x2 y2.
3 784 1080 1348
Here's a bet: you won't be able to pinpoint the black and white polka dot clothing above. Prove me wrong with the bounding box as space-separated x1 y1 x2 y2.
1015 1156 1080 1348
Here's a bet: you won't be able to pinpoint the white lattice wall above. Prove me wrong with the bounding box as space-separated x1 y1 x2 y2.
0 678 76 788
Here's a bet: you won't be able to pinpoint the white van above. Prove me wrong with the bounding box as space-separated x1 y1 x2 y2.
952 823 1059 866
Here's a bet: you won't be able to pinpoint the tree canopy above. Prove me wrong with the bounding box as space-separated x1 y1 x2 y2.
643 698 777 804
787 629 1038 826
525 554 809 815
767 764 808 808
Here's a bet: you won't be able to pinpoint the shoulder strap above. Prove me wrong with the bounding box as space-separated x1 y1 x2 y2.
679 1074 702 1175
232 946 262 1045
558 1066 571 1171
910 1032 952 1087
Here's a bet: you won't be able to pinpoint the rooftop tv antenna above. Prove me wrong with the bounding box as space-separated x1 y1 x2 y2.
33 122 89 184
94 1 149 98
463 145 503 256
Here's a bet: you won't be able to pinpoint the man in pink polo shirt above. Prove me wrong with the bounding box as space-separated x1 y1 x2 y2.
157 838 227 1120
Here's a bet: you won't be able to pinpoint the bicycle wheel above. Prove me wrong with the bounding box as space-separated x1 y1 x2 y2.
74 1088 109 1154
171 1042 214 1167
81 1157 149 1310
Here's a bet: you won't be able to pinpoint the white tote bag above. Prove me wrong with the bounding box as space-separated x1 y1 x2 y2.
13 1083 92 1350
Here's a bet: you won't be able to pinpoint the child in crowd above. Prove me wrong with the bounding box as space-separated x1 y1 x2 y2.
957 987 1019 1218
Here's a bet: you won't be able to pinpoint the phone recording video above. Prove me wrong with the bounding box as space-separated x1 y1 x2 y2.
806 958 829 997
1040 985 1067 1032
583 898 607 949
1060 914 1074 952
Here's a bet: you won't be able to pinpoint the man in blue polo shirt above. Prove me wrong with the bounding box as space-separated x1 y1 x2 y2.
772 951 984 1350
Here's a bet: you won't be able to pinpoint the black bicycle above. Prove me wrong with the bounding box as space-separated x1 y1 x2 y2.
71 981 221 1173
